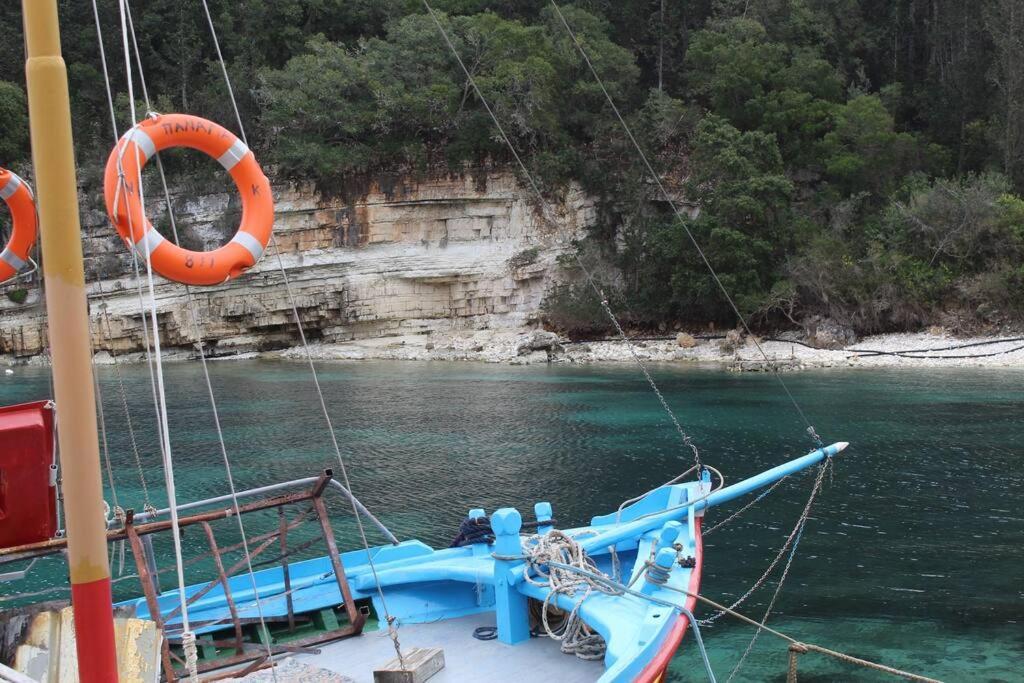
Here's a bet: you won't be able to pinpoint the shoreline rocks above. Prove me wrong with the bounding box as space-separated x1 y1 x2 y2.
256 329 1024 370
5 328 1024 370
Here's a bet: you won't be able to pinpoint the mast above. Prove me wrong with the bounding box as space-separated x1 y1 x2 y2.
21 2 118 680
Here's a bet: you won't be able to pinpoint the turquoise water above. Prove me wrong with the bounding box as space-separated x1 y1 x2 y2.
1 360 1021 681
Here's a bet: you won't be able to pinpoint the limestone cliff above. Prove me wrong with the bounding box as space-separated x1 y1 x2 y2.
0 171 592 359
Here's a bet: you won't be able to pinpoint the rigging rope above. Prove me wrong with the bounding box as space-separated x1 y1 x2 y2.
701 462 828 627
92 0 172 489
105 2 285 676
89 337 129 576
197 0 404 668
725 465 822 681
98 0 197 675
92 278 153 508
421 0 703 474
92 358 119 514
92 0 180 594
547 0 822 450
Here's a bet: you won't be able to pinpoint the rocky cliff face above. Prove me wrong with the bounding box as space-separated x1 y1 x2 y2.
0 171 592 359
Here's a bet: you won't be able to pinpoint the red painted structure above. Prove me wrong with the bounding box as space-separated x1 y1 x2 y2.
0 399 58 548
635 518 704 683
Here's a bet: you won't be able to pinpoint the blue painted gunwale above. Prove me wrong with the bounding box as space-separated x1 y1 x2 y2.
116 443 845 682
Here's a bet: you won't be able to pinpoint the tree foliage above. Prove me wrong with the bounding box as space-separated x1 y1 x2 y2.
0 81 28 165
0 1 1021 334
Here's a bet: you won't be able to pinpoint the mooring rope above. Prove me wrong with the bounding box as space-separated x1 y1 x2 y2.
529 546 940 683
658 582 943 682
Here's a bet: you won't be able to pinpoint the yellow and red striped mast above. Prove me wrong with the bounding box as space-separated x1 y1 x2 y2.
22 1 118 679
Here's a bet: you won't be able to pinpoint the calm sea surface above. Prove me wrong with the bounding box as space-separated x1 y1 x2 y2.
1 360 1021 681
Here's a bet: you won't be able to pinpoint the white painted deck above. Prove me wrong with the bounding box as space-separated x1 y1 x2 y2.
299 614 605 682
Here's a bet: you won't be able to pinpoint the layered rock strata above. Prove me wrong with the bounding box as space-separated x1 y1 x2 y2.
0 171 593 359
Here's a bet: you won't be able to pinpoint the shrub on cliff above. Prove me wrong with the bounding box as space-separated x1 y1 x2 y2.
541 282 615 339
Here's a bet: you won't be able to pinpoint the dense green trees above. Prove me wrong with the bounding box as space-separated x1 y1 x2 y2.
0 82 28 165
260 8 637 185
0 1 1022 335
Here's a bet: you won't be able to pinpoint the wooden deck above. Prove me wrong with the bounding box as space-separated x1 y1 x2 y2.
298 614 604 683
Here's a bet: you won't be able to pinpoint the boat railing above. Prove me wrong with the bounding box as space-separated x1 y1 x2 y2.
0 469 378 681
126 473 399 545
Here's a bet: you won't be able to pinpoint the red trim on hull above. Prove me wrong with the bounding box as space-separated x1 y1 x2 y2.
71 577 118 682
634 517 704 683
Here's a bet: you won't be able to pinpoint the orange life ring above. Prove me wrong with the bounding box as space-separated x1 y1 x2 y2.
103 113 273 286
0 168 37 284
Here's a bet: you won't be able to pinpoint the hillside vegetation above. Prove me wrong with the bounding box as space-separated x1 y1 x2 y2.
1 1 1022 336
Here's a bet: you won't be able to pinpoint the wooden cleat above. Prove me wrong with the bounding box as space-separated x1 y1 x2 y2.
373 647 445 683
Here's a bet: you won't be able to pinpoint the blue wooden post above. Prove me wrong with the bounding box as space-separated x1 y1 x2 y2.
491 507 530 645
467 508 489 558
641 547 676 596
657 520 683 553
695 468 712 518
534 501 553 535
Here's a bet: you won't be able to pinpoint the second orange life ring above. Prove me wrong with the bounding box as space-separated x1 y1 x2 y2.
103 113 273 286
0 168 37 284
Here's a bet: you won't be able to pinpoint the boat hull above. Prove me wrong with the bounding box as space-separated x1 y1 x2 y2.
634 518 703 683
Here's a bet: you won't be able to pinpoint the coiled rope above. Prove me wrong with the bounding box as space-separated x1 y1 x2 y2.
527 550 719 681
520 531 616 660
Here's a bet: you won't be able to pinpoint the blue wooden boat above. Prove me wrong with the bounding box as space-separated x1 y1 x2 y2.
0 5 862 682
108 442 847 682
